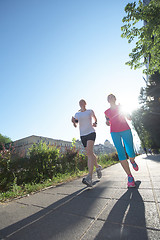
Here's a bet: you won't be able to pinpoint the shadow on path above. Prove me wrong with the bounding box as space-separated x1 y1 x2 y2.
93 181 149 240
0 182 107 240
143 154 160 163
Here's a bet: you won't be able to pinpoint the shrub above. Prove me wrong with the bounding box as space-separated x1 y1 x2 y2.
0 133 11 151
28 142 61 182
77 152 87 171
61 147 88 173
98 152 119 165
0 141 119 194
0 144 17 190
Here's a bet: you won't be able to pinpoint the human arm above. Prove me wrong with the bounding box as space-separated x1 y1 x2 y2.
104 110 110 126
105 116 110 126
71 116 78 128
92 110 97 127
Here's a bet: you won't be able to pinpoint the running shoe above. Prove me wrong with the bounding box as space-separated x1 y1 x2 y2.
82 175 93 187
96 165 102 179
130 160 139 171
127 175 135 188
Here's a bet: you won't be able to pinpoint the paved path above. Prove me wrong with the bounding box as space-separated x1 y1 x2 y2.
0 154 160 240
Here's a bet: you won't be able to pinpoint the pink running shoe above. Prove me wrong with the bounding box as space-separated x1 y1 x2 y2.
130 160 139 171
128 175 135 188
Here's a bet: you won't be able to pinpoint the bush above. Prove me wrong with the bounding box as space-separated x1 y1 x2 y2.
152 149 160 154
77 152 88 171
0 141 118 193
60 147 87 173
0 144 19 191
98 152 119 165
27 142 61 182
0 133 11 151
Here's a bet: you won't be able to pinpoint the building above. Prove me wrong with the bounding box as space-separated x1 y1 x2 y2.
13 135 116 156
94 139 116 155
13 135 73 155
94 144 116 155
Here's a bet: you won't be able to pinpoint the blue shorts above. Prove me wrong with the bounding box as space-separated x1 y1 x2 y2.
111 129 135 161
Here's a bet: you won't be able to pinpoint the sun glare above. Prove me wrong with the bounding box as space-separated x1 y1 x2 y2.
120 102 139 115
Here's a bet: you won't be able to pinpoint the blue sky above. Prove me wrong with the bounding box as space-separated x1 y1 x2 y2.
0 0 144 147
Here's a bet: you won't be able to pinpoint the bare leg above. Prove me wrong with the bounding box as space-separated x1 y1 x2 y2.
120 159 132 175
85 140 99 178
94 154 99 168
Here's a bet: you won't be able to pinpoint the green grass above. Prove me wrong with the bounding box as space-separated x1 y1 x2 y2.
0 159 118 202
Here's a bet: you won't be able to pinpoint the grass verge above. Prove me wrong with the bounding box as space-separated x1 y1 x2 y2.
0 159 118 202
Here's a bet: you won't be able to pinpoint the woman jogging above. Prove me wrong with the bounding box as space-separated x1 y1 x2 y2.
72 99 102 187
104 94 139 188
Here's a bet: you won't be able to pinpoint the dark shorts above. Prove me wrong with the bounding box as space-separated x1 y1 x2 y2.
80 132 96 148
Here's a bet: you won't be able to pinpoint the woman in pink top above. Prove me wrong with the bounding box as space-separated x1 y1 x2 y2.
104 94 139 188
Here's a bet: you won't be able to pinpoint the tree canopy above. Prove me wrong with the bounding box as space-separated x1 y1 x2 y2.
131 72 160 149
0 134 12 150
121 0 160 74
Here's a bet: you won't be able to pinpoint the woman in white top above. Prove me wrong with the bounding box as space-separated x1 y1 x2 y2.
72 99 102 187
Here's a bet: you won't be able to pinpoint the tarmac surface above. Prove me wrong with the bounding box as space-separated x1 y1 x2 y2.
0 154 160 240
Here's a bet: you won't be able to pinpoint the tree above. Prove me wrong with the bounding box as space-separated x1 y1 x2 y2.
122 0 160 149
121 0 160 75
0 134 12 150
142 72 160 147
131 108 153 149
132 72 160 149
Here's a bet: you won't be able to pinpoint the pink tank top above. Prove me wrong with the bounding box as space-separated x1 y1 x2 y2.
104 105 130 133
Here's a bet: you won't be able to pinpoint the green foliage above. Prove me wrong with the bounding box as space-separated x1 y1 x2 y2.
121 0 160 74
0 141 119 201
0 144 15 190
141 72 160 147
0 133 11 150
77 153 88 171
71 138 76 148
131 109 154 148
132 72 160 149
0 144 28 191
61 146 88 173
98 152 119 166
0 142 88 192
28 142 61 182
